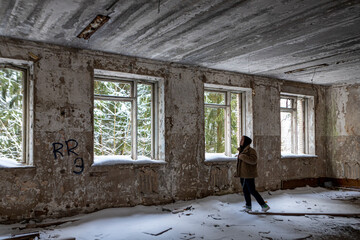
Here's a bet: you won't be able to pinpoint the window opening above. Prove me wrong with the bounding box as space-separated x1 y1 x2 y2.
94 73 163 162
0 60 33 167
204 88 245 156
0 68 24 162
280 94 314 155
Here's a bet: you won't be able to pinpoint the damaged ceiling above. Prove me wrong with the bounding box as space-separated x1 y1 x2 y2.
0 0 359 85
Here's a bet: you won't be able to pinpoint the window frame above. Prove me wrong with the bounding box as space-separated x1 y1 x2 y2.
280 93 314 156
93 70 165 163
280 95 298 154
0 58 34 166
204 85 248 157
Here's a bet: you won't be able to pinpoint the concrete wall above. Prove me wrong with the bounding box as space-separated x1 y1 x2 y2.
0 37 327 222
326 84 360 180
270 81 327 188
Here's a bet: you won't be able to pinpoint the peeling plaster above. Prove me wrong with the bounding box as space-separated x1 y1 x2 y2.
326 84 360 179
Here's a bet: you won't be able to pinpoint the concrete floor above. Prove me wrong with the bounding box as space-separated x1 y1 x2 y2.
1 187 359 240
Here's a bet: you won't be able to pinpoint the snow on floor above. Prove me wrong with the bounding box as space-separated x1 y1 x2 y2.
1 187 360 240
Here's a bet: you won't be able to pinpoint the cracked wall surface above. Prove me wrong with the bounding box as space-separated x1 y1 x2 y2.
0 37 327 222
326 84 360 180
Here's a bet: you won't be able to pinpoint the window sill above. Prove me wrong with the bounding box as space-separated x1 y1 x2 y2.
91 155 166 167
281 154 318 159
0 158 33 169
204 153 237 164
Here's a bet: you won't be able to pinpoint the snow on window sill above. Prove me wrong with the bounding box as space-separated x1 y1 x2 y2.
0 157 32 168
92 155 166 167
281 154 318 159
204 153 237 163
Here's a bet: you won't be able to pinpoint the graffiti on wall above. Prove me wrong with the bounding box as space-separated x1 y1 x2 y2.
52 139 84 174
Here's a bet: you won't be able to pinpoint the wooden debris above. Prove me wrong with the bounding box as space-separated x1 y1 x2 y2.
17 219 79 230
298 234 313 240
331 197 359 201
161 207 171 212
208 214 222 220
2 232 40 240
180 237 195 240
172 206 192 214
143 227 172 236
248 212 360 218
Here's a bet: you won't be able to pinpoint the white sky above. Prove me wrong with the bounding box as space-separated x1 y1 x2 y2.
1 187 359 240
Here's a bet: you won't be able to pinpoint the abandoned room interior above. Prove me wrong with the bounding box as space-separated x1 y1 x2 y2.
0 0 359 239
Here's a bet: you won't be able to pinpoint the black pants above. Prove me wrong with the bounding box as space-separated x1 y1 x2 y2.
240 178 265 207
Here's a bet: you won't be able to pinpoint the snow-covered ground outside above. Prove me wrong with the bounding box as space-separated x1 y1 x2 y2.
1 187 360 240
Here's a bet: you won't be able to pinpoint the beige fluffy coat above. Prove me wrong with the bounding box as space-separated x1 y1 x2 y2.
235 145 258 178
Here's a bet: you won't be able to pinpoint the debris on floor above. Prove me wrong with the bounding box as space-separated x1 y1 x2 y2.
143 227 172 236
0 187 359 240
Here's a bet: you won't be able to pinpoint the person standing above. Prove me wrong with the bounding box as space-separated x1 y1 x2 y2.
235 135 270 212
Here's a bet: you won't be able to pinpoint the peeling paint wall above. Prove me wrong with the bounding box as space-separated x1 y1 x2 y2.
0 37 327 222
326 84 360 180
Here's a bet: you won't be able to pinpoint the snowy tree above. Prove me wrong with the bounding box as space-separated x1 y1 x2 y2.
204 91 241 154
0 68 23 162
94 80 152 158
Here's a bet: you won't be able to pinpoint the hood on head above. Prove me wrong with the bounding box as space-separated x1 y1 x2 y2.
242 136 252 148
